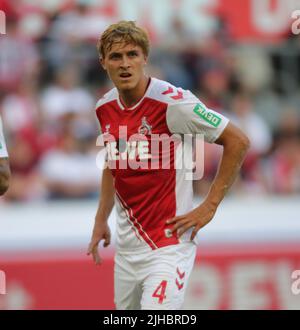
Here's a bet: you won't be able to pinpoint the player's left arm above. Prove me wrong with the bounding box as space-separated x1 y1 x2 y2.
0 157 10 196
167 122 250 239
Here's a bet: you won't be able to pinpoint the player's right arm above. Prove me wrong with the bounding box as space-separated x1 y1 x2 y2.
87 166 115 265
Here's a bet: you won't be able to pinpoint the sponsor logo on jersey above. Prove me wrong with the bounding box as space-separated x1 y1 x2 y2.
107 140 151 161
193 103 221 128
138 117 152 135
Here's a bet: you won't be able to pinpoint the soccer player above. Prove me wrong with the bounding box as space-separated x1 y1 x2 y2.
0 115 10 195
87 21 250 309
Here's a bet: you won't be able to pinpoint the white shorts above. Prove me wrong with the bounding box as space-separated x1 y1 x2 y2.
114 242 196 310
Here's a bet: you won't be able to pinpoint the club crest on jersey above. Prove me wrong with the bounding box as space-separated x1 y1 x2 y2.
138 117 152 135
104 124 110 134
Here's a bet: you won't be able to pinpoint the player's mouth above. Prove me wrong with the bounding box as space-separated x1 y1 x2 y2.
119 72 132 80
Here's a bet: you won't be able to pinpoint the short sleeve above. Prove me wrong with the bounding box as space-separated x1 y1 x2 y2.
0 116 8 158
166 91 229 143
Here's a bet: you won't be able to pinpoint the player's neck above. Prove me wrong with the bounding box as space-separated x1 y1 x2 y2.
118 76 150 109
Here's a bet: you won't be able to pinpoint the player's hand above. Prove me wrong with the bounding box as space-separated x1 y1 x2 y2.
166 201 217 240
87 222 111 266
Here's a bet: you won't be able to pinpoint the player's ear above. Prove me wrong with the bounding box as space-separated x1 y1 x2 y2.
100 57 106 70
143 55 148 66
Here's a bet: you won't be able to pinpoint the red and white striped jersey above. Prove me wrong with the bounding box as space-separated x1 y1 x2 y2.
95 78 229 253
0 116 8 158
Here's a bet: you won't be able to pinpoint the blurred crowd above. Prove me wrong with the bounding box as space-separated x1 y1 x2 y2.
1 0 300 202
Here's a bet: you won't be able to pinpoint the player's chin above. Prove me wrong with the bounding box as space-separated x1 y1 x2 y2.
117 80 136 91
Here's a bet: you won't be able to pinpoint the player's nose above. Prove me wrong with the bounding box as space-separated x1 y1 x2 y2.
120 56 130 68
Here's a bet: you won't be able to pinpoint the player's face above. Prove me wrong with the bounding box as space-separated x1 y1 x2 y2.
101 42 147 92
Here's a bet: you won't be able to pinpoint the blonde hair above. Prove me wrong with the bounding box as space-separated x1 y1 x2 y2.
97 21 150 59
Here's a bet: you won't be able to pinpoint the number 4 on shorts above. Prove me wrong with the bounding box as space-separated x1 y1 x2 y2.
152 280 167 304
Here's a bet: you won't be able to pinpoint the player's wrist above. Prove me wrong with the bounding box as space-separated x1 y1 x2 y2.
202 196 220 212
95 214 109 224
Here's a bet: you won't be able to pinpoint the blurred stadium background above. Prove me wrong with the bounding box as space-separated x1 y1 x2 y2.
0 0 300 309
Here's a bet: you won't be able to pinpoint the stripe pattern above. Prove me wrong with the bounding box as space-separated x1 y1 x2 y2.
116 190 158 250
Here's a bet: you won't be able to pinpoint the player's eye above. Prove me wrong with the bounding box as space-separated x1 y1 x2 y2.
128 51 138 57
109 53 121 60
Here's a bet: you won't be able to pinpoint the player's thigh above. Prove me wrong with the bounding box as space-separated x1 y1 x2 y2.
141 270 179 310
140 243 196 310
114 253 142 310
